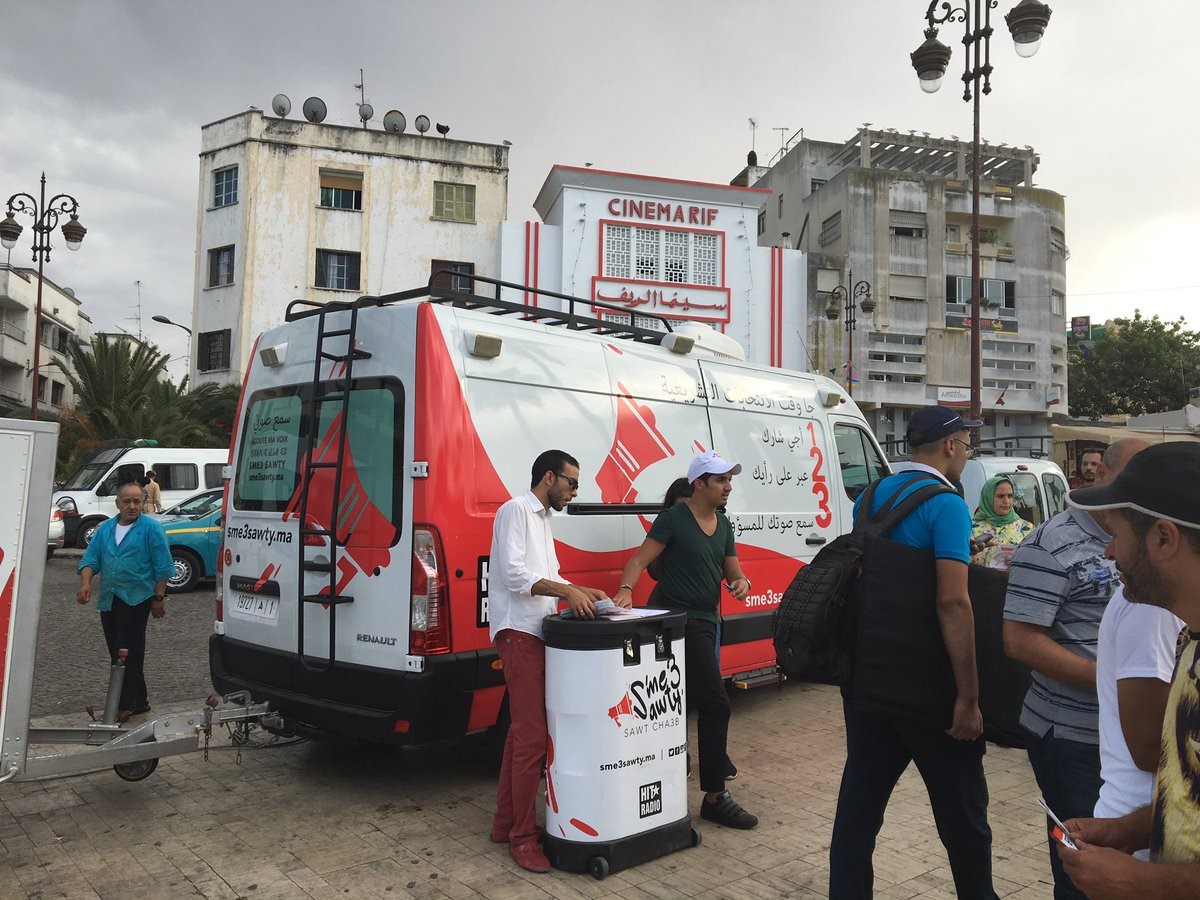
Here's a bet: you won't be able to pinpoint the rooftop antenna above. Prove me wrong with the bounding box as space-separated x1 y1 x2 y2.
354 68 372 128
773 126 788 155
749 117 758 151
130 279 144 341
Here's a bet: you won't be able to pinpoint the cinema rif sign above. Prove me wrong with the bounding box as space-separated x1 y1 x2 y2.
592 278 732 325
945 313 1018 335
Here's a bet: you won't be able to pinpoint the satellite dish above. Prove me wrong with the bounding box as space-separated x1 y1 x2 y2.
358 102 374 123
436 122 450 138
414 114 430 134
271 93 291 117
383 110 406 133
302 96 327 124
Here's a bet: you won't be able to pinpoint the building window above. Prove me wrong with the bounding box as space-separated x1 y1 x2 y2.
430 259 475 293
868 372 925 384
1050 290 1065 317
208 245 235 287
818 212 841 247
777 194 784 217
888 274 927 303
946 276 1016 317
982 340 1035 353
810 178 827 194
433 182 475 223
889 210 927 239
213 166 238 207
51 380 65 406
868 352 924 364
319 171 363 210
37 375 47 401
946 225 961 242
315 250 361 291
756 211 766 236
197 330 231 372
602 223 721 287
870 332 924 346
1050 227 1068 257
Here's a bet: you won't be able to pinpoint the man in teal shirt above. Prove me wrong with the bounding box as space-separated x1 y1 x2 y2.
77 482 175 721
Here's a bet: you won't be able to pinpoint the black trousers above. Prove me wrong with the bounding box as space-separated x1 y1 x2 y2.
99 596 153 712
829 693 997 900
682 617 731 794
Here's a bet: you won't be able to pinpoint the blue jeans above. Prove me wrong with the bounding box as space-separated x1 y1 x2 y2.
829 695 997 900
1022 726 1103 900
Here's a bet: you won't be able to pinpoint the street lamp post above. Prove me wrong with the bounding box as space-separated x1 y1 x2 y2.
911 0 1051 438
151 314 193 335
824 269 875 398
0 173 87 420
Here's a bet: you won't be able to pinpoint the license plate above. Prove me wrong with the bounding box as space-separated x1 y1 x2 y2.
230 592 279 621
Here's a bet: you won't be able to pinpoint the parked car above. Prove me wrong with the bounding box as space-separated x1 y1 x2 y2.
154 488 223 524
47 506 64 560
162 498 224 593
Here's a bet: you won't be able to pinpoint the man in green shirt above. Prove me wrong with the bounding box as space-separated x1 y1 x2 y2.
617 451 757 829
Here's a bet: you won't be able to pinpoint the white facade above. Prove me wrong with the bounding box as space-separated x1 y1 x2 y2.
501 167 806 369
191 110 510 386
749 128 1069 453
0 264 92 415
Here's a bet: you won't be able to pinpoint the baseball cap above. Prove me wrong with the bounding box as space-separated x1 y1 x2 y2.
1068 442 1200 530
905 405 984 448
687 450 742 483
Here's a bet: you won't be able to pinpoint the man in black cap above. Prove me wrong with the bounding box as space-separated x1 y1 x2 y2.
829 405 998 899
1053 442 1200 899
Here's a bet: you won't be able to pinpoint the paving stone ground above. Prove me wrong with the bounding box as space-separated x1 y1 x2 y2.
1 680 1055 899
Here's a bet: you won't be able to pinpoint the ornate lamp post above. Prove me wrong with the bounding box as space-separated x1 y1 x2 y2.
824 269 875 397
911 0 1051 437
0 173 88 419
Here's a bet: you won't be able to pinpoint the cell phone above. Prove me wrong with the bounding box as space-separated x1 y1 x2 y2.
1036 798 1077 849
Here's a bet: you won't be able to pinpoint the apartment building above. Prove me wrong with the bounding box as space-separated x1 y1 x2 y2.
0 264 91 415
191 109 510 385
749 127 1068 450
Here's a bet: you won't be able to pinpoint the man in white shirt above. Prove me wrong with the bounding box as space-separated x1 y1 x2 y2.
489 449 615 873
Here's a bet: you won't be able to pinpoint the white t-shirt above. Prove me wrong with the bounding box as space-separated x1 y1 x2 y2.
114 522 133 546
1094 588 1184 820
487 491 566 641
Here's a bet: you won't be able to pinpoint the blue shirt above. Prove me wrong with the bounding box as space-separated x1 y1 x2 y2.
852 464 971 562
78 514 175 611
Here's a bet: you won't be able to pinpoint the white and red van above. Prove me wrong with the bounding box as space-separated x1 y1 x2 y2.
209 278 890 745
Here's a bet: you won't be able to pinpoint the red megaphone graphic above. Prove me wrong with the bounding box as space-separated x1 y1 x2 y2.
607 691 634 726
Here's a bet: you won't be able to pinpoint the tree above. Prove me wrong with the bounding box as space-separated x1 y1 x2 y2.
1068 312 1200 419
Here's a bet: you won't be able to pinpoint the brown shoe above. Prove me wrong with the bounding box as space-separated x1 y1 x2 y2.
117 710 134 724
509 841 550 873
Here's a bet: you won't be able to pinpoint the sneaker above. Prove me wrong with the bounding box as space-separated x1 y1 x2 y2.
509 841 551 873
724 756 738 780
700 791 758 829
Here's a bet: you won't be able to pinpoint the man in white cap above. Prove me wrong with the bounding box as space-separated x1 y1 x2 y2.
616 450 757 829
1054 441 1200 898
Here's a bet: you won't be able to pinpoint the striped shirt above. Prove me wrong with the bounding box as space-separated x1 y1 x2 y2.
1002 507 1116 743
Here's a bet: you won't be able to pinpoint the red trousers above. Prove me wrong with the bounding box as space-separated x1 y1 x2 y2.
492 629 547 844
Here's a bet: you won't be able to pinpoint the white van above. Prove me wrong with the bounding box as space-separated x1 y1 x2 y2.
209 277 891 746
959 454 1068 528
54 444 228 547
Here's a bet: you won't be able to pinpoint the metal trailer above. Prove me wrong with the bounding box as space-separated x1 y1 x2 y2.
0 418 272 785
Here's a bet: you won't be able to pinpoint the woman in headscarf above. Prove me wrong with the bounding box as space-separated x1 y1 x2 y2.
970 475 1034 570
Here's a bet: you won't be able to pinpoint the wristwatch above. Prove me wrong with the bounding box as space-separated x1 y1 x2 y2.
154 595 166 601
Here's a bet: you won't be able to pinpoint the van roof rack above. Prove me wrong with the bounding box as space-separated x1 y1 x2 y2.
285 273 678 347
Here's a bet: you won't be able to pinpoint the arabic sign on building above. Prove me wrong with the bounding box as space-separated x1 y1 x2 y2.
591 278 732 325
936 386 971 408
1071 316 1090 340
944 313 1018 335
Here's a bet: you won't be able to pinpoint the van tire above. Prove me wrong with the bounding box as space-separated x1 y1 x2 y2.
77 518 106 549
167 548 202 593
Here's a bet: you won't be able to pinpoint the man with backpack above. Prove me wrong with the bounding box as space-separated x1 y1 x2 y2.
828 405 997 900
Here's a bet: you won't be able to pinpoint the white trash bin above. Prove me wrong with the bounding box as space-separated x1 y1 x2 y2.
542 609 699 879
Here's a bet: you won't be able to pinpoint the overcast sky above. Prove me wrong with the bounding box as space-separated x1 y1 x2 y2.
2 1 1197 380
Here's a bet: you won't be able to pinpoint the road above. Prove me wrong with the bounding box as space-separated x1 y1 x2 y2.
31 551 218 718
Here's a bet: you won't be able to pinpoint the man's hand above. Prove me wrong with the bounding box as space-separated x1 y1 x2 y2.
946 695 984 740
1057 839 1149 900
728 577 750 602
613 587 634 609
1061 811 1149 855
76 585 91 605
563 585 597 619
150 598 166 619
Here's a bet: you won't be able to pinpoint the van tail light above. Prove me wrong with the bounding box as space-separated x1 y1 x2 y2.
215 541 225 622
410 526 449 654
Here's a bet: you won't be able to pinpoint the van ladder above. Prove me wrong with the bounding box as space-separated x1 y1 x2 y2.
294 302 372 672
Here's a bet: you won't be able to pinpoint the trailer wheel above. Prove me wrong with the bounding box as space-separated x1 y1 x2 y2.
114 757 159 782
588 856 610 880
690 825 702 847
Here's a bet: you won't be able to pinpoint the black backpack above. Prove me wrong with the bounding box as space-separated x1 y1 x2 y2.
772 472 954 685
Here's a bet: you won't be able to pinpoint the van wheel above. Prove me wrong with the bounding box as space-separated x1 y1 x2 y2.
78 518 105 548
167 548 201 593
